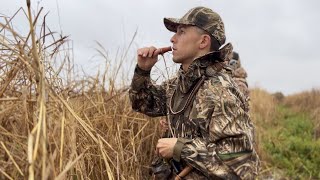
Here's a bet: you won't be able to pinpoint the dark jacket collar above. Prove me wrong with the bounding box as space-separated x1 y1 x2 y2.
177 43 233 93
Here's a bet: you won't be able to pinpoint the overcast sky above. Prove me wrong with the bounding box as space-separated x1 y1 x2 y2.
1 0 319 95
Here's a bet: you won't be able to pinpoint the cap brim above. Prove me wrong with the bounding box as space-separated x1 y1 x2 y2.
164 17 196 33
164 18 180 32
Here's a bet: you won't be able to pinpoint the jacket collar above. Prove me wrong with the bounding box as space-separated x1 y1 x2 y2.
177 43 233 93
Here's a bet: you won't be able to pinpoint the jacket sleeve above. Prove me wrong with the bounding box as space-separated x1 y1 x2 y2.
173 77 257 179
129 65 167 117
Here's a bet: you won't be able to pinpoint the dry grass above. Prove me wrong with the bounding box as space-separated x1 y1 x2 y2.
0 2 161 179
249 88 277 170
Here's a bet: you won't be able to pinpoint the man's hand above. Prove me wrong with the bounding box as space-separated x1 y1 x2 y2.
137 46 171 71
137 46 159 71
159 119 169 134
156 138 177 159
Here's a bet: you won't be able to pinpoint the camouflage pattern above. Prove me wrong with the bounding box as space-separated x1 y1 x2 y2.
129 50 260 179
233 67 249 99
227 52 250 99
164 6 226 45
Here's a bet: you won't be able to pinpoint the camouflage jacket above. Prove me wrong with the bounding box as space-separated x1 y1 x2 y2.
129 52 259 179
227 58 249 100
233 67 249 100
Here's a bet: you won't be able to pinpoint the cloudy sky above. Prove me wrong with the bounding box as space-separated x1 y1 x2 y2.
1 0 319 95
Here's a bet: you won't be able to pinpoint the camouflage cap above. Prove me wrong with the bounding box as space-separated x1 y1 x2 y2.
164 6 226 45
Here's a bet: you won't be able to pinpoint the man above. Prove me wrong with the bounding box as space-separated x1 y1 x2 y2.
129 7 259 179
228 52 250 99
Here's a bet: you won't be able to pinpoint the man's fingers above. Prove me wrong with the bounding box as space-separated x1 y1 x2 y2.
160 121 169 130
137 48 147 57
159 119 168 126
147 46 156 58
156 142 163 157
137 47 157 58
137 49 142 56
154 46 172 55
138 46 171 58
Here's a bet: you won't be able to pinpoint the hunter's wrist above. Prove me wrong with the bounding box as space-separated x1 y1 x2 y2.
135 65 151 76
173 138 192 162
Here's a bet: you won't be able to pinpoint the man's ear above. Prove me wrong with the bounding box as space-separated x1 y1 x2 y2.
199 34 211 49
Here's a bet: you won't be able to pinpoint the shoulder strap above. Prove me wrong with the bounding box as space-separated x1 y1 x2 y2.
169 76 206 115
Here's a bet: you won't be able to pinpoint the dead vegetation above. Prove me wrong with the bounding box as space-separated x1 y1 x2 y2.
0 1 160 179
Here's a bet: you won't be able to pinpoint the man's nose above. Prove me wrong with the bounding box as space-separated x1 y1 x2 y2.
170 33 177 43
